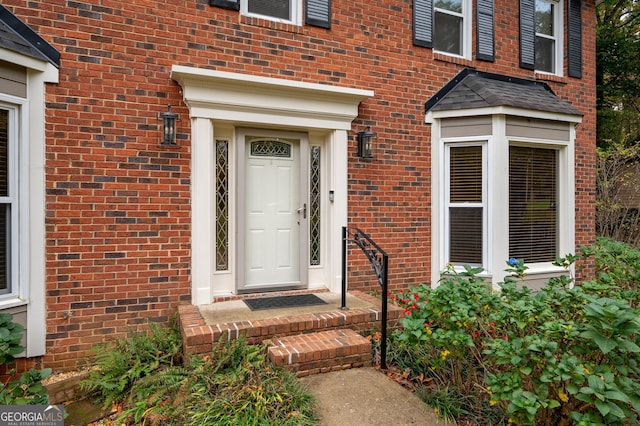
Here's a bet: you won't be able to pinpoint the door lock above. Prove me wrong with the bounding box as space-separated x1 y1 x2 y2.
297 204 307 219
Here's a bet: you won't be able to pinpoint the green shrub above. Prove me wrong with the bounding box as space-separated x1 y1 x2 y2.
0 313 51 404
81 318 183 409
389 246 640 425
169 338 314 426
83 320 315 425
584 237 640 308
0 368 52 405
0 313 25 365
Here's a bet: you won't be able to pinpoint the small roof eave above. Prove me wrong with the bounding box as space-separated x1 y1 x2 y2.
0 5 60 68
424 68 583 123
426 105 583 124
171 65 374 130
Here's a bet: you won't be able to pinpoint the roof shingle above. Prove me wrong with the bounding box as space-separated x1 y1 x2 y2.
0 5 59 66
425 68 582 116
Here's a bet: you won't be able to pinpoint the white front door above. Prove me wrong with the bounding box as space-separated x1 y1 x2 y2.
238 130 308 292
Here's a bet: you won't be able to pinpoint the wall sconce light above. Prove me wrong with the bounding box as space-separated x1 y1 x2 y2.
356 126 375 159
159 105 178 146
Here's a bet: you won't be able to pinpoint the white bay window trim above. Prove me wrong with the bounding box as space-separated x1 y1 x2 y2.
442 139 489 273
0 102 20 298
431 112 577 289
0 62 57 356
503 137 575 275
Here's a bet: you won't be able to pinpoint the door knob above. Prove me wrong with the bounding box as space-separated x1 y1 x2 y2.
296 204 307 219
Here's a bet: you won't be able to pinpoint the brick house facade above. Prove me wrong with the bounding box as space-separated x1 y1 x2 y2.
0 0 595 371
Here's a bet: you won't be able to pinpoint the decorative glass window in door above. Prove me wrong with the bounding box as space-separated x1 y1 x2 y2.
250 139 292 158
215 139 229 271
309 146 321 266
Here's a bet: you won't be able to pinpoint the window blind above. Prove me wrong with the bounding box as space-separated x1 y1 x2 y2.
509 146 558 263
449 145 483 265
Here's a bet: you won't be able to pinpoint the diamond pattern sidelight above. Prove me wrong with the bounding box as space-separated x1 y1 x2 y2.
215 140 229 271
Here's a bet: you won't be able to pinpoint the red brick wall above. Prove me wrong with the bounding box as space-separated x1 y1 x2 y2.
1 0 596 370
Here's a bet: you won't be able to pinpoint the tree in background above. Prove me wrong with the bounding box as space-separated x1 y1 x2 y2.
597 0 640 148
596 0 640 245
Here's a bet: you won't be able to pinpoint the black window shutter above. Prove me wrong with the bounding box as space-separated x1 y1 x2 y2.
567 0 582 78
476 0 494 61
305 0 331 29
413 0 433 48
519 0 535 70
210 0 240 11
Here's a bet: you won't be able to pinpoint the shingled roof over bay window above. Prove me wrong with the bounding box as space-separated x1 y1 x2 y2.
425 68 582 117
0 4 59 67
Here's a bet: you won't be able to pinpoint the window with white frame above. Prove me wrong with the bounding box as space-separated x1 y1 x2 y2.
242 0 300 24
0 105 17 296
445 142 487 268
433 0 471 57
509 145 558 263
535 0 562 74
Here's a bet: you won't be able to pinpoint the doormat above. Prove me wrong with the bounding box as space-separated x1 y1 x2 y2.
243 294 328 311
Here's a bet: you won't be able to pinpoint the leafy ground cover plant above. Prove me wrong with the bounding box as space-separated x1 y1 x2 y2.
388 240 640 425
0 313 51 404
82 319 315 425
81 318 183 409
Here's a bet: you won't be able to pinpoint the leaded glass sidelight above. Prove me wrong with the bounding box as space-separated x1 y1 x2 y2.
310 146 321 266
215 140 229 271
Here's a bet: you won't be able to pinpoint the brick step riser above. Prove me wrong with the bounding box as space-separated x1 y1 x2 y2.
268 329 372 377
179 310 399 357
177 291 404 359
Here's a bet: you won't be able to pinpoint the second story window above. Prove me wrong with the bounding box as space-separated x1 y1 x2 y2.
535 0 561 74
434 0 471 57
242 0 300 24
210 0 331 29
434 0 463 56
414 0 476 60
520 0 569 76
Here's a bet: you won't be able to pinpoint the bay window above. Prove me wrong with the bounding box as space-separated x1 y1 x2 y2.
428 69 581 288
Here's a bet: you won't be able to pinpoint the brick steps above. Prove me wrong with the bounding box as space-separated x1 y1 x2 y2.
178 291 404 377
267 329 371 377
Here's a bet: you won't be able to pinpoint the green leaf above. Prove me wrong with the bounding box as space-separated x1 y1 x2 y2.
591 333 617 354
606 401 626 419
595 399 611 416
520 366 532 375
547 399 561 409
616 340 640 353
580 386 596 395
604 390 630 403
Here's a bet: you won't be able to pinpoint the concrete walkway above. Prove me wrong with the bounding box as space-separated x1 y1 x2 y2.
300 367 442 425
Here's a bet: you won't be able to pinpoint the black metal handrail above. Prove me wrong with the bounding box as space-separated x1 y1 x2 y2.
341 226 389 369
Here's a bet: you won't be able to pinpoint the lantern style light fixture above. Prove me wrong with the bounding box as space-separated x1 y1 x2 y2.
159 105 178 146
356 126 375 159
